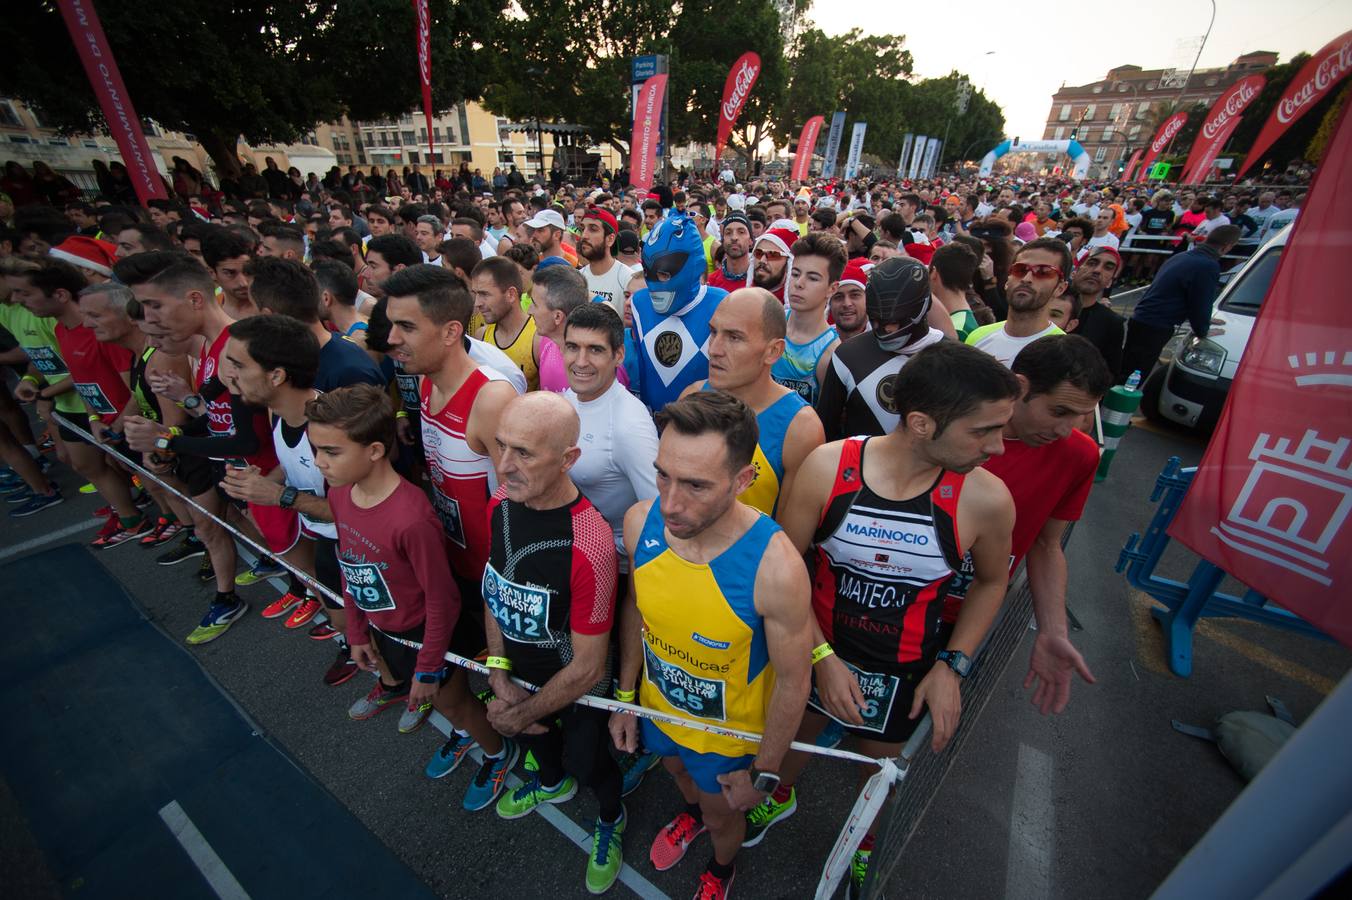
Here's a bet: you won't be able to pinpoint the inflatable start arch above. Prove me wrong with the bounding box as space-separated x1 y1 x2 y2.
978 139 1091 179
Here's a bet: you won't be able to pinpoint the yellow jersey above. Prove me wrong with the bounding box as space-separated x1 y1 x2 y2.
484 315 539 392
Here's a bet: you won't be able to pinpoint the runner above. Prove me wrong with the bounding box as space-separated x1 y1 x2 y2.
480 392 627 894
759 341 1019 898
928 243 982 341
609 391 813 900
471 256 539 391
814 257 946 441
772 233 842 405
750 227 797 304
827 258 870 344
680 287 824 517
577 207 633 317
706 212 753 293
381 263 522 810
965 237 1070 366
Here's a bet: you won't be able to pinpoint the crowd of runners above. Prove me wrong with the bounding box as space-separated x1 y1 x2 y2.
0 164 1303 898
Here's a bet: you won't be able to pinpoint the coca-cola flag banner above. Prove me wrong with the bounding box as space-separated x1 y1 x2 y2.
1181 74 1265 184
1169 103 1352 648
630 74 668 192
56 0 167 206
1122 147 1144 181
1238 29 1352 178
413 0 434 159
715 52 760 162
792 115 824 182
1135 111 1188 183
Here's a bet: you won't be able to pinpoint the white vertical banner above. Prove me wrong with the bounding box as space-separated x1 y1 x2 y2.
844 122 868 179
907 134 927 179
896 133 914 178
921 137 941 178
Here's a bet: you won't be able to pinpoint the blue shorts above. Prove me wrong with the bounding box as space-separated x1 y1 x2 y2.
640 717 755 795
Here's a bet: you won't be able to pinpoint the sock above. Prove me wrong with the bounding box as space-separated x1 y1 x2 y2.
288 572 305 594
336 636 349 651
118 512 144 529
684 802 703 824
599 807 624 827
707 858 734 880
858 833 875 853
162 511 177 524
771 783 793 803
539 778 563 792
214 590 237 605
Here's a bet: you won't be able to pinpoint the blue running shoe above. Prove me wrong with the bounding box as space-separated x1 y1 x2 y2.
464 740 520 812
186 597 248 645
236 556 287 586
9 490 63 518
816 719 845 749
620 749 661 796
426 732 477 779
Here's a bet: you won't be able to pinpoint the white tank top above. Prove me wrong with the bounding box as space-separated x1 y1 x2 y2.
272 412 336 539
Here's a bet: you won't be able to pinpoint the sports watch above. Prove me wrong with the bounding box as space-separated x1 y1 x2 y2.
278 486 299 509
154 434 175 452
181 393 203 411
749 767 781 794
936 649 973 678
415 669 445 685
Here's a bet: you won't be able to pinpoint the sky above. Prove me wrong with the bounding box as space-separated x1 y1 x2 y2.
813 0 1349 141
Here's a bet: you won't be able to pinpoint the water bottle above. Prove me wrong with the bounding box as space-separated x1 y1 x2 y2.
1125 369 1142 391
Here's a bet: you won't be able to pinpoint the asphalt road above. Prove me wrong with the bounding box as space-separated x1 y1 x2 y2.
2 409 1348 900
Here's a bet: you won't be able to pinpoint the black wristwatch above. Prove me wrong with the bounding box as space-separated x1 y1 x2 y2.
749 767 781 794
936 649 973 678
415 670 444 685
181 393 202 411
279 485 299 508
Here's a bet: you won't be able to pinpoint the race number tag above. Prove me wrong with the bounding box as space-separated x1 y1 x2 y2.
431 488 466 547
74 382 116 414
482 563 552 644
395 372 421 411
26 346 64 377
339 560 396 612
809 659 900 734
643 642 727 721
772 374 814 402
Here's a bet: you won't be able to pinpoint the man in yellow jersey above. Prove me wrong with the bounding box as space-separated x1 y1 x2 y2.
679 288 823 518
470 257 539 391
609 391 813 900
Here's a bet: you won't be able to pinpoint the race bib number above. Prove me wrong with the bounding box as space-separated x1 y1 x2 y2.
74 382 116 414
643 642 726 721
395 372 421 410
809 659 901 734
945 551 1016 602
431 488 466 548
26 346 64 377
339 560 396 612
482 563 551 644
772 373 814 402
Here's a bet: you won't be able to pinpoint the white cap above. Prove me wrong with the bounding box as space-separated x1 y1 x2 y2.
523 209 566 230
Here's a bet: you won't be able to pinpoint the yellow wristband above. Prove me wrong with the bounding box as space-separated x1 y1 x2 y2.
811 642 835 665
485 656 512 671
21 375 39 386
395 410 409 419
614 688 637 703
89 414 102 422
169 426 183 437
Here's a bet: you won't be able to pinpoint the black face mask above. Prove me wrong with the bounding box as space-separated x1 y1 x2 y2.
641 251 690 283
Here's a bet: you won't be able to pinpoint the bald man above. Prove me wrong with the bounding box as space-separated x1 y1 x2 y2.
481 393 627 894
681 288 825 517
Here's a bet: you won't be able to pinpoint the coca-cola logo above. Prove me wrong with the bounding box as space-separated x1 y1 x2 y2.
1151 115 1185 153
415 0 431 85
1201 79 1259 140
722 59 760 122
1277 41 1351 123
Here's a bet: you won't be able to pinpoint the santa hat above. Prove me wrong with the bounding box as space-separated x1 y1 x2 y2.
754 227 799 258
837 258 872 291
49 236 117 277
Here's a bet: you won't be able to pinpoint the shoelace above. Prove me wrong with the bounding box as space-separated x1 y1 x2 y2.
665 813 701 846
593 819 619 865
509 773 543 796
695 871 726 899
851 850 870 885
746 796 779 825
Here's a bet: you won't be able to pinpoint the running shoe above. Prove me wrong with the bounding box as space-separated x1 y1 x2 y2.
694 868 734 900
284 597 321 629
260 592 303 620
348 681 409 720
38 432 54 452
741 788 796 848
93 517 151 550
0 470 23 490
815 719 845 749
844 847 871 900
157 533 205 566
620 749 661 797
398 701 432 734
494 769 574 819
78 483 97 495
5 485 35 503
8 490 63 518
308 622 339 640
464 740 521 812
425 733 477 779
649 811 707 871
89 515 119 546
524 750 539 772
185 597 248 645
323 645 358 686
139 517 184 547
92 504 113 517
586 809 626 895
195 556 215 584
236 557 286 585
132 487 152 508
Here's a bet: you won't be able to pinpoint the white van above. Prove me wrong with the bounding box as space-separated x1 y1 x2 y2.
1141 224 1290 430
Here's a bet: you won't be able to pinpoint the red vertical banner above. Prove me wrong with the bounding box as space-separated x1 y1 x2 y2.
1135 111 1188 182
1168 103 1352 647
1122 147 1144 182
413 0 434 160
791 115 824 183
715 52 760 163
1181 74 1265 184
630 74 668 193
55 0 167 205
1238 30 1352 178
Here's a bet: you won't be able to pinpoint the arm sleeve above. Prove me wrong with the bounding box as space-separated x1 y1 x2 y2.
569 507 618 636
814 354 850 443
400 517 461 673
169 392 264 457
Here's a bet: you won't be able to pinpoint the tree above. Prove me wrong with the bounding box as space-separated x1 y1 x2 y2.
0 0 503 179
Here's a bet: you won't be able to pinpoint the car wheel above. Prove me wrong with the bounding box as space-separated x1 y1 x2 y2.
1140 366 1166 423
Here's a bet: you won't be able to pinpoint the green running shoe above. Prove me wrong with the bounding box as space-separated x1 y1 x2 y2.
585 809 626 895
741 787 796 847
845 846 871 900
495 773 578 819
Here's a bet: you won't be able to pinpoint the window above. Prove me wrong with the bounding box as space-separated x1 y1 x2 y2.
458 106 471 145
419 128 427 143
1129 124 1143 140
1054 126 1066 140
1147 81 1157 90
1102 125 1114 141
1058 103 1072 121
498 150 515 165
47 137 69 146
1109 103 1123 121
498 117 513 142
1092 85 1103 94
1220 248 1283 315
8 135 32 144
0 101 22 127
408 151 420 164
1205 77 1218 87
1136 101 1151 118
401 130 416 145
1118 83 1129 92
433 127 443 143
1094 146 1107 162
1083 104 1097 120
82 140 99 148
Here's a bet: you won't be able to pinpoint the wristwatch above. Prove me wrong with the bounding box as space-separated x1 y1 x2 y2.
414 670 444 685
181 393 203 411
749 767 781 794
278 486 299 509
154 434 175 452
936 649 973 678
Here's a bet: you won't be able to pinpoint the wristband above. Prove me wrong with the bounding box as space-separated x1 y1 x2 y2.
395 410 409 419
485 656 512 672
169 426 183 437
20 375 39 386
614 688 637 703
811 642 835 665
89 414 102 422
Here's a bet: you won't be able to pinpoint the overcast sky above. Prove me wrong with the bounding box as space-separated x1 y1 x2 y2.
814 0 1348 141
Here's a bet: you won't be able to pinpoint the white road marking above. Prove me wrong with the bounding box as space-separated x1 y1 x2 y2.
0 518 99 563
159 800 252 900
1005 743 1054 900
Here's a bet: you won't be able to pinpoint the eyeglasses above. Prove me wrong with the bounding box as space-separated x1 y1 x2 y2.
752 248 786 261
1009 262 1063 280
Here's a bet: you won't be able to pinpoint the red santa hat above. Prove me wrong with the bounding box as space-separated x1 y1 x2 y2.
754 227 799 258
49 236 118 277
837 257 872 291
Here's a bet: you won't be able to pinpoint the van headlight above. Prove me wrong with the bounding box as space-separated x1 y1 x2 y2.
1178 337 1227 376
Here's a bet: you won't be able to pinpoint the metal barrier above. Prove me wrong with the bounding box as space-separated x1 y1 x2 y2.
1118 231 1252 261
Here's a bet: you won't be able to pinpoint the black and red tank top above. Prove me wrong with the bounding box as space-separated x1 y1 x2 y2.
810 437 965 670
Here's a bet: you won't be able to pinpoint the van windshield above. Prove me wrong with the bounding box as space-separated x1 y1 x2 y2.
1219 248 1283 316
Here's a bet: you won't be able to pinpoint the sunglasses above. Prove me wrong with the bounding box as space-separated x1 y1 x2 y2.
752 248 786 261
1009 262 1064 280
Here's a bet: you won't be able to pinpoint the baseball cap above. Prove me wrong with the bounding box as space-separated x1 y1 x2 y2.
523 209 566 230
614 230 641 255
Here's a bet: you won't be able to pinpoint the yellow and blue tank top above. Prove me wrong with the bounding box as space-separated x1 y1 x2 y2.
702 234 717 277
771 314 836 405
702 382 806 517
484 316 539 392
634 500 780 758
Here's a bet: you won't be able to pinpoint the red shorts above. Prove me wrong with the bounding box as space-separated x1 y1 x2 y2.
248 502 300 555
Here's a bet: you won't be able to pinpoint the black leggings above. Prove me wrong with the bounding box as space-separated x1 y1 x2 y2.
517 704 623 821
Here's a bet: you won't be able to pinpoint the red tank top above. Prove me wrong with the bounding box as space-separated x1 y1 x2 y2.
198 328 234 437
810 438 965 669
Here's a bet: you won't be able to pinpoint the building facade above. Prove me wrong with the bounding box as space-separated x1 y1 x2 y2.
1041 51 1277 179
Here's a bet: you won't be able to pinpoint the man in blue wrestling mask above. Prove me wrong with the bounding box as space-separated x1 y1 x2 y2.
629 209 728 411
